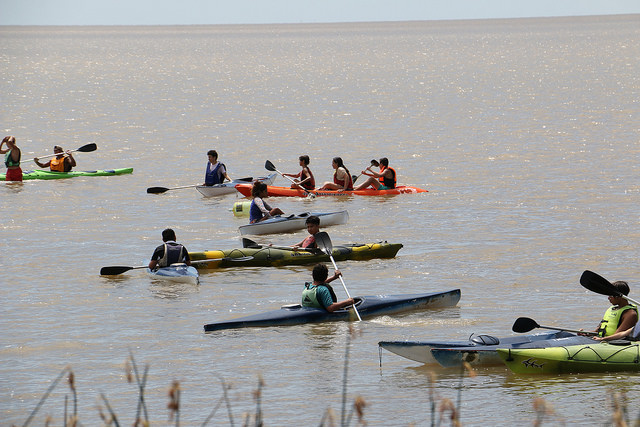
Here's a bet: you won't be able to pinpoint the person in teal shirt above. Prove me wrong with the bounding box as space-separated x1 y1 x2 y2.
302 264 355 312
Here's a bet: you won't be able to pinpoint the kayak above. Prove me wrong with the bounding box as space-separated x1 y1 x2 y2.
238 210 349 236
147 264 199 285
1 167 133 181
497 342 640 374
234 184 428 197
195 173 277 197
189 241 402 268
378 331 595 366
204 289 461 331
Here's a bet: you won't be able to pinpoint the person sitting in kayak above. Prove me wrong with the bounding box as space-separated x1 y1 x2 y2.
354 157 396 191
1 136 22 181
148 228 192 270
283 154 315 190
203 150 231 186
249 181 284 224
302 263 355 312
318 157 353 191
590 281 638 340
33 145 76 172
292 215 320 250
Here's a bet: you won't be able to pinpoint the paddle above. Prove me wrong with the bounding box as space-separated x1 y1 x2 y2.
147 184 199 194
265 160 316 199
352 159 379 184
24 143 97 163
241 237 316 252
580 270 640 306
512 317 597 336
314 231 362 321
100 256 254 275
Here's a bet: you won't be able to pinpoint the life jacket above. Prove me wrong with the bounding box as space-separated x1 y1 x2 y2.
301 282 337 309
379 166 396 189
158 242 186 267
249 198 266 223
300 234 316 249
4 149 20 168
597 304 638 337
301 167 315 190
50 156 67 172
333 167 353 190
205 161 225 186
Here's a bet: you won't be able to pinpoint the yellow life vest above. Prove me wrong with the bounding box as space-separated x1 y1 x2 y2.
597 304 637 337
50 156 66 172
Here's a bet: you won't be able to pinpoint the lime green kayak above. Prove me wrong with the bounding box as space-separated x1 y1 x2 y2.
1 167 133 181
189 242 403 269
497 342 640 374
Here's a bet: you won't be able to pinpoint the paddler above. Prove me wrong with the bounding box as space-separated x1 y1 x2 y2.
292 215 321 250
1 136 22 181
282 154 315 190
589 281 638 341
318 157 353 191
33 145 76 172
249 181 284 224
148 228 192 270
353 157 396 191
301 264 355 313
203 150 231 186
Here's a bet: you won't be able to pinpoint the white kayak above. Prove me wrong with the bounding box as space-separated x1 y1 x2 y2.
147 264 200 284
195 173 277 198
238 210 349 236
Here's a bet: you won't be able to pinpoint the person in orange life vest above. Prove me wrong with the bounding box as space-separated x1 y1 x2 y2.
34 145 76 172
354 157 396 191
588 281 637 340
283 155 315 190
318 157 353 191
148 228 191 270
249 181 284 223
292 215 320 250
1 136 23 181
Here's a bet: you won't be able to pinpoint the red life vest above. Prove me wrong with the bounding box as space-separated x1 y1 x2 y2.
378 166 396 189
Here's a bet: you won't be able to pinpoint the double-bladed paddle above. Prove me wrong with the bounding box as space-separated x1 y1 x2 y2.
512 317 596 336
147 176 255 194
579 270 640 306
265 160 316 199
352 159 379 184
23 143 97 163
241 237 316 252
314 231 362 321
100 256 254 275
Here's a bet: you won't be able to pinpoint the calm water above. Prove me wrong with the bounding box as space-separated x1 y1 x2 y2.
2 15 640 425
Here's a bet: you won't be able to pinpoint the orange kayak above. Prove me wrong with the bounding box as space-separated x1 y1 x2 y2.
235 184 428 197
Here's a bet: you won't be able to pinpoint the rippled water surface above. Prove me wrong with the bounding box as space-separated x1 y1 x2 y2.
2 15 640 425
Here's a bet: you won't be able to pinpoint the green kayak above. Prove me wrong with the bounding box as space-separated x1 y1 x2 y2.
1 167 133 181
497 342 640 374
189 242 403 269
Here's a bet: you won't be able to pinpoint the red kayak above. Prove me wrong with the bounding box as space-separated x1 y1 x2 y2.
235 184 428 197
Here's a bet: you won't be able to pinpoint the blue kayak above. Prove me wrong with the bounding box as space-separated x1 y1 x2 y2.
204 289 461 332
379 331 595 367
147 264 199 285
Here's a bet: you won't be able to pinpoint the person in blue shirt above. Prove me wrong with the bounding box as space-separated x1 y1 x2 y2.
301 263 355 312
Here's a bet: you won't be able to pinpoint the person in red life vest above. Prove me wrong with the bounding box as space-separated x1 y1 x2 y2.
34 145 77 172
354 157 396 191
283 155 315 190
292 215 321 250
318 157 353 191
1 136 22 181
148 228 191 270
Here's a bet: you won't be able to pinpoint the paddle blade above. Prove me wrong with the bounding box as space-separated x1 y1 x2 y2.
77 143 97 152
370 159 379 167
100 266 134 275
265 160 276 172
580 270 620 297
512 317 539 333
314 231 333 255
242 238 260 248
147 187 169 194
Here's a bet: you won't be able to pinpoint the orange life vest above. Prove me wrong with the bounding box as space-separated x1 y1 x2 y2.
50 156 67 172
378 166 396 188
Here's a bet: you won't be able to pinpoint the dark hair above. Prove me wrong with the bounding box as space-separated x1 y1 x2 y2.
162 228 177 242
251 181 267 198
612 281 630 296
299 155 310 165
332 157 351 182
305 215 320 226
379 157 389 167
312 263 329 282
207 150 218 158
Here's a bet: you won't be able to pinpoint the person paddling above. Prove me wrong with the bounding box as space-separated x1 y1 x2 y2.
1 136 22 182
282 155 315 190
203 150 231 186
589 281 638 340
249 181 284 224
292 215 321 250
34 145 77 172
301 263 355 313
354 157 396 191
148 228 191 270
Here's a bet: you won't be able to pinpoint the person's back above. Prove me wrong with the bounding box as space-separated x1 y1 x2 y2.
148 228 191 270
